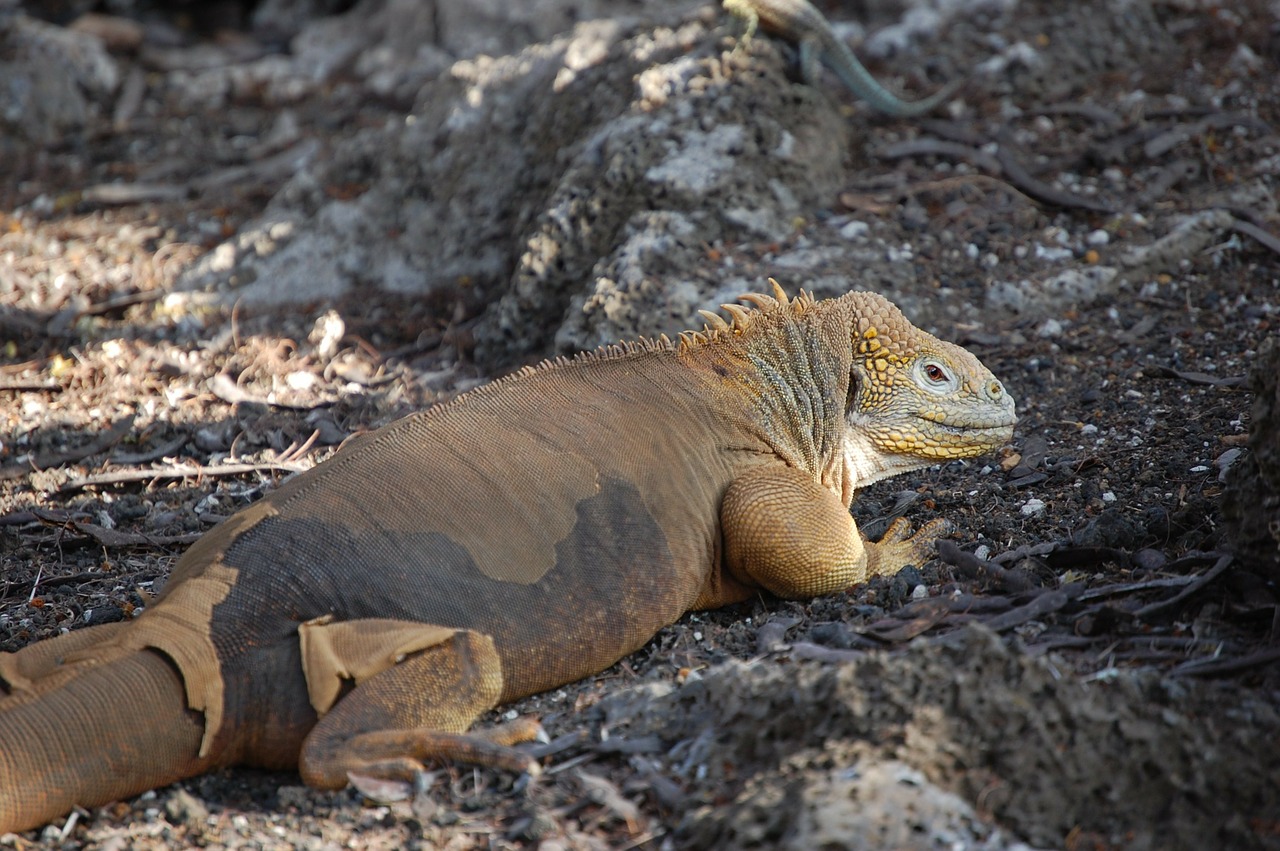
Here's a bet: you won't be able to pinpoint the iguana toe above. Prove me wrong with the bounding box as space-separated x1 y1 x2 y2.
865 516 954 578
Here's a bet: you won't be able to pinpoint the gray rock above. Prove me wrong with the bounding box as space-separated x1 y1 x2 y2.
1222 336 1280 580
0 13 118 148
177 9 852 367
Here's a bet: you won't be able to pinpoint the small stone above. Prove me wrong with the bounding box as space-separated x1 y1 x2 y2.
285 370 317 391
838 220 870 240
1133 549 1168 571
1037 318 1064 338
308 309 346 360
69 13 144 52
809 622 857 649
164 788 209 828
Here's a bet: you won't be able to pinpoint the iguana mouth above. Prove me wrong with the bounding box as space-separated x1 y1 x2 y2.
916 416 1016 435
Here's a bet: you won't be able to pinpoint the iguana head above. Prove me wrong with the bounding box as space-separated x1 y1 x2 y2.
840 290 1016 486
689 281 1015 486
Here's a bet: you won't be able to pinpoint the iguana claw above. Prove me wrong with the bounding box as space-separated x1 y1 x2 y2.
864 516 955 580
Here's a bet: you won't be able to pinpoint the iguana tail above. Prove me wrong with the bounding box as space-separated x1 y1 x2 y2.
0 626 207 834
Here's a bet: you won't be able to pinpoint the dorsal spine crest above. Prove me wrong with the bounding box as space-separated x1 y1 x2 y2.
436 283 819 416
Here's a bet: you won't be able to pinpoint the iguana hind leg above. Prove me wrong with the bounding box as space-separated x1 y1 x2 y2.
297 618 540 789
721 464 948 598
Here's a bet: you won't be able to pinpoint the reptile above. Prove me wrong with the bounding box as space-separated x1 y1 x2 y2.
723 0 961 117
0 284 1014 833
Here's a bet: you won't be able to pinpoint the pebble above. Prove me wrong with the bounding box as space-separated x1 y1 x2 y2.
165 788 209 828
839 220 870 240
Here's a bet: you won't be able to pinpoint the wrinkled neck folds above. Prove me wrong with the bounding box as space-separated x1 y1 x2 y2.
735 313 848 483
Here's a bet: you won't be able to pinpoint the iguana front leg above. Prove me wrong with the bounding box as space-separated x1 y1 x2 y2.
723 0 760 48
296 618 542 789
720 464 949 598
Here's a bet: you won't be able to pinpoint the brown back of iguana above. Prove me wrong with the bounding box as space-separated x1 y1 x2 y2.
0 288 1015 832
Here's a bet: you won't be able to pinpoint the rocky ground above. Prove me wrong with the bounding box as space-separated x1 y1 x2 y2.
1 0 1279 848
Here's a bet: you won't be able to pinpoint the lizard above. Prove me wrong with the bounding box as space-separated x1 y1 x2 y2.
723 0 961 117
0 283 1015 833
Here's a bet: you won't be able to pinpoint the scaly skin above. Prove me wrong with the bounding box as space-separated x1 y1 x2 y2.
723 0 960 117
0 283 1014 833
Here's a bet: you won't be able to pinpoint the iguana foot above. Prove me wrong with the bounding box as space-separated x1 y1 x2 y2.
863 517 953 580
723 0 759 53
346 720 547 802
337 720 547 790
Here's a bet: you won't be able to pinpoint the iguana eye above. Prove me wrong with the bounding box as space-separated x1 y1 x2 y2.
913 359 960 394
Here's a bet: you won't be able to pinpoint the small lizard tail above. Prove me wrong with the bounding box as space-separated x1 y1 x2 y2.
826 38 963 117
0 635 208 834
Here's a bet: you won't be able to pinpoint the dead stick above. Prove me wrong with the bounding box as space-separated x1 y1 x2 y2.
1170 646 1280 678
980 584 1082 632
0 415 136 481
1077 575 1197 601
789 642 866 663
1134 555 1233 620
994 129 1114 213
57 461 310 494
937 539 1037 593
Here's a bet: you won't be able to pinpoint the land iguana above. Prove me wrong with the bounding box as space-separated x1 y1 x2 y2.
723 0 962 117
0 284 1015 832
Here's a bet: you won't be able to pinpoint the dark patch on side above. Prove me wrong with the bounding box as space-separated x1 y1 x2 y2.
209 475 704 747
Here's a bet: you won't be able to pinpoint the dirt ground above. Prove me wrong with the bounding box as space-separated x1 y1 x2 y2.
2 0 1279 848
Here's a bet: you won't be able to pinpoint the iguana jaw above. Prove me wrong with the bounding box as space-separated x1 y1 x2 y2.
910 416 1017 443
842 410 1015 489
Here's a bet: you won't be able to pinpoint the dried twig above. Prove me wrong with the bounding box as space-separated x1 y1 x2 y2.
876 138 1002 172
0 415 136 481
993 131 1114 213
1134 555 1233 620
937 540 1038 593
1036 102 1124 128
524 730 590 760
755 616 800 654
1076 575 1198 601
79 183 189 205
28 508 201 549
0 508 73 527
111 434 190 465
979 584 1084 633
1150 365 1245 388
57 461 310 495
578 767 645 829
79 288 167 317
594 736 664 756
1142 113 1271 158
209 372 332 411
788 641 866 663
1229 217 1280 257
1170 646 1280 678
864 597 951 641
0 377 61 392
